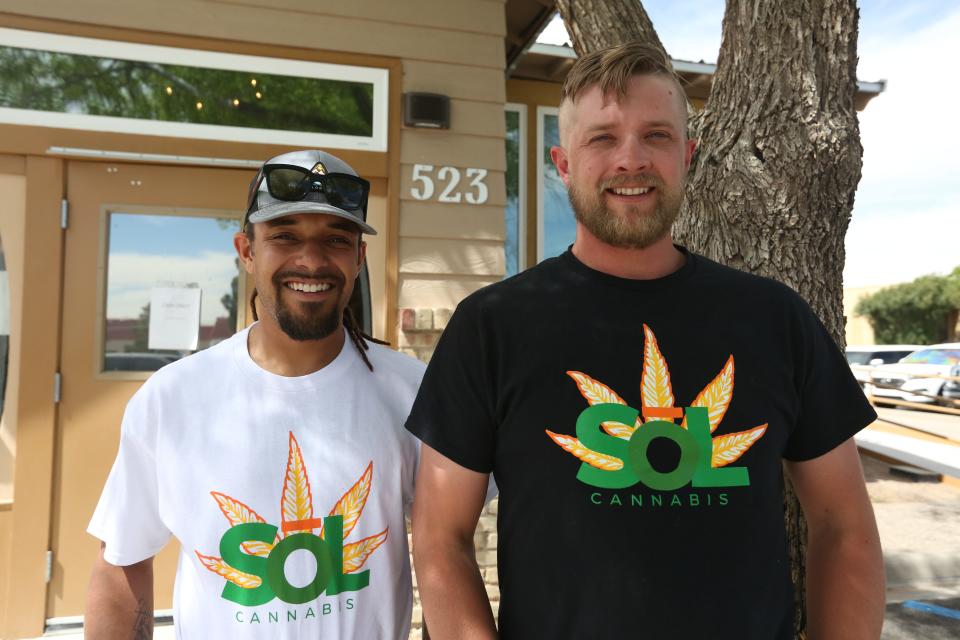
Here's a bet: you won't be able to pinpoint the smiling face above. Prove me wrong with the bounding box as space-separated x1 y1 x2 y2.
235 213 365 341
552 73 696 249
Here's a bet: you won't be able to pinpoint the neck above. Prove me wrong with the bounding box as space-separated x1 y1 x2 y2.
571 227 685 280
246 318 347 377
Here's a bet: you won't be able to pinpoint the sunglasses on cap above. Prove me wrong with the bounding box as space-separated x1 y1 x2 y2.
245 163 370 219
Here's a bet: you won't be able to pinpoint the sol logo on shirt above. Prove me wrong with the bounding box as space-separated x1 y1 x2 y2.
573 405 751 490
219 515 366 606
545 324 769 493
195 432 388 608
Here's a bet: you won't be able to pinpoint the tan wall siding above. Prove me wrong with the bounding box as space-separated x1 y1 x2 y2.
1 1 504 68
400 202 506 241
399 276 499 311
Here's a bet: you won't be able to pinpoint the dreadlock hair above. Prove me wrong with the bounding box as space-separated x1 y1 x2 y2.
244 222 388 371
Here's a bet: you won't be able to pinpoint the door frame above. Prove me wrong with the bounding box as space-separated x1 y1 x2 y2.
0 156 65 638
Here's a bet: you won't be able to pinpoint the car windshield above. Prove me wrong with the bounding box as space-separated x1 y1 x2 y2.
900 349 960 365
846 353 873 365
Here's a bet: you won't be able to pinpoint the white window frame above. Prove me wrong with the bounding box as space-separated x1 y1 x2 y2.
536 105 561 263
505 102 527 273
0 27 389 152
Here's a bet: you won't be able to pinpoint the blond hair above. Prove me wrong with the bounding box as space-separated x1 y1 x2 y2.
558 42 688 144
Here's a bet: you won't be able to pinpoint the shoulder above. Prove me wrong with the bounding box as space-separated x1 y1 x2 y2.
691 252 811 311
134 331 240 400
355 343 426 418
366 342 426 382
454 257 563 317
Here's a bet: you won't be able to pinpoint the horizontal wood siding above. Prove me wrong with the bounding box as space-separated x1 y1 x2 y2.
399 275 499 310
400 238 505 277
215 0 506 36
399 202 506 241
0 1 503 68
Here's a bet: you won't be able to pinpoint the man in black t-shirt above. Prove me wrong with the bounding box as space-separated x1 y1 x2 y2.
406 43 884 640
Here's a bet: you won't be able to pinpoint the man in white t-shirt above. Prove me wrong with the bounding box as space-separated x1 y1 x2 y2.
86 150 425 639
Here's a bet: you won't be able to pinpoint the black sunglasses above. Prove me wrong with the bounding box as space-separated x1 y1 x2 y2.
246 164 370 218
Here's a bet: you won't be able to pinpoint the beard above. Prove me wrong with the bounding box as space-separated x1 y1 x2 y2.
269 268 348 341
568 173 684 249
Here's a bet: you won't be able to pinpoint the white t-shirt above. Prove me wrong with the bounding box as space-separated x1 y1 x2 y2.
89 327 425 639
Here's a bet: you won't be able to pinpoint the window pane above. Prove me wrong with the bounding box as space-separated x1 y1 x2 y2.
541 112 576 260
505 109 521 277
104 214 241 372
0 44 373 136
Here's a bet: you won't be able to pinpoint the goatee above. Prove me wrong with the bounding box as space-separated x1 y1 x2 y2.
271 269 347 341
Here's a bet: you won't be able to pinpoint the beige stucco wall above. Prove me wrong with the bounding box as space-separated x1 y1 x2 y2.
844 285 886 346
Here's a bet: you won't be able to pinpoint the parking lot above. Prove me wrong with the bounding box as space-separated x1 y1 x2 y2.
864 406 960 638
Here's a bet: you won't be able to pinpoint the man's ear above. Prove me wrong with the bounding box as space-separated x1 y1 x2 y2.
550 145 570 187
234 230 255 274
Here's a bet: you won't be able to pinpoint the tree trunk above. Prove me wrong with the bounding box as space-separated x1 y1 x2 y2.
556 0 864 636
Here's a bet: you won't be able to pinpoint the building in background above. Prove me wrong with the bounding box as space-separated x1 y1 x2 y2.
0 2 883 636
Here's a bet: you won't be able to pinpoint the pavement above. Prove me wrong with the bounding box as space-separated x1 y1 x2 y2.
861 405 960 638
25 407 960 639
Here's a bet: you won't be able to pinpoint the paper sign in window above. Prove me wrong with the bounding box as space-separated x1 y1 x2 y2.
148 287 202 351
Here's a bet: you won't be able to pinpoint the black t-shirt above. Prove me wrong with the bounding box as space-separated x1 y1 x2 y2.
405 248 876 640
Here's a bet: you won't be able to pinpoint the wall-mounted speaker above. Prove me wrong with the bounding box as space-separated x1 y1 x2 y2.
403 92 450 129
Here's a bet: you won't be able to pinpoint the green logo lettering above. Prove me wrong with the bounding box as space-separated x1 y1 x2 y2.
573 405 751 490
220 522 276 606
575 404 641 489
267 532 332 605
218 515 368 606
627 419 699 491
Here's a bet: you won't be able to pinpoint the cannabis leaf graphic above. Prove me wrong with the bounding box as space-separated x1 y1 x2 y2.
547 324 767 469
196 432 388 589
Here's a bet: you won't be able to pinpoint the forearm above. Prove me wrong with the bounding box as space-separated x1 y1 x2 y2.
415 538 497 640
805 525 885 640
85 548 154 640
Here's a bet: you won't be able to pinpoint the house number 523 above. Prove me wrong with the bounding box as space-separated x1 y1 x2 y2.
410 164 489 204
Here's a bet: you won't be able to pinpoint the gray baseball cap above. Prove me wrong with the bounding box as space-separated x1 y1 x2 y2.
245 149 377 235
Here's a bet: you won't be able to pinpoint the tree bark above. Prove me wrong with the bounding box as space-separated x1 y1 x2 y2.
556 0 864 636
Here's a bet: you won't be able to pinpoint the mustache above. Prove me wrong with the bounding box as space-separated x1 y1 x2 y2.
599 174 665 190
271 268 346 287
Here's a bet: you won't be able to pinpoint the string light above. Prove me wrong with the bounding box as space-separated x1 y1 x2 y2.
255 91 263 100
196 101 204 110
165 86 173 95
250 78 257 87
232 99 240 107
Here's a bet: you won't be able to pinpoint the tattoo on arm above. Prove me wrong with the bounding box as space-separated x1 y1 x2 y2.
131 597 153 640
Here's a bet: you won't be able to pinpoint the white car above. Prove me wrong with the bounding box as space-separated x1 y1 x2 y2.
866 343 960 405
846 345 924 388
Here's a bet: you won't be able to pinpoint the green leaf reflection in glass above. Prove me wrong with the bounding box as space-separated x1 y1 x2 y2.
0 45 373 136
